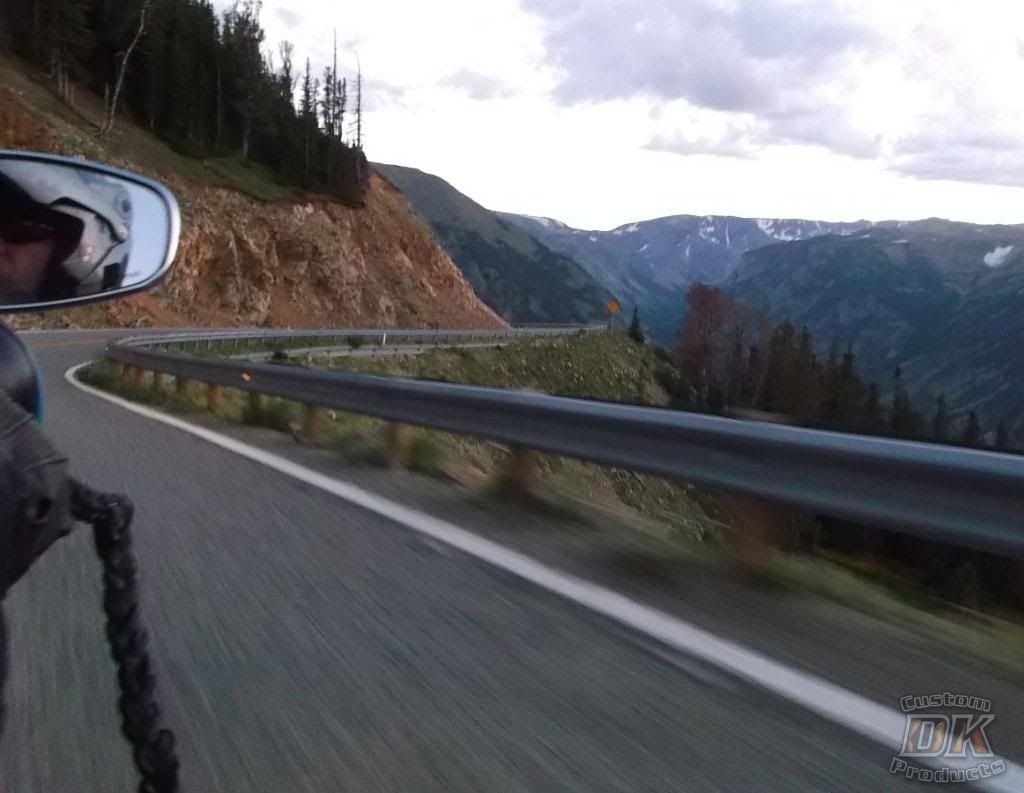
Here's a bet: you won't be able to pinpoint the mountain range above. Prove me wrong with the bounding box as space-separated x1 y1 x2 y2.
502 213 870 341
380 162 1023 443
731 223 1024 440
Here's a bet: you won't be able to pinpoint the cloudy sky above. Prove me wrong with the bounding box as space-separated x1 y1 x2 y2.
224 0 1024 229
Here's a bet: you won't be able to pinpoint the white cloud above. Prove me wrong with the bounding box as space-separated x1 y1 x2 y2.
524 0 884 112
231 0 1024 228
440 69 516 101
274 8 302 29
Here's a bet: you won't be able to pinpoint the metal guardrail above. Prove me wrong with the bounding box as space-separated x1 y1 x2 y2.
140 325 597 345
126 326 602 359
105 328 1024 557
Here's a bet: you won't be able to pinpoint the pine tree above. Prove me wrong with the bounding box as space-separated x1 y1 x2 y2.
996 419 1010 450
863 382 882 427
759 321 798 413
222 0 267 159
835 343 865 423
628 307 644 344
931 394 950 442
725 326 744 405
300 58 316 181
44 0 94 102
962 411 982 447
300 59 315 121
1 0 367 198
740 344 762 406
321 65 335 135
278 41 295 105
890 365 921 437
336 77 347 141
791 326 820 416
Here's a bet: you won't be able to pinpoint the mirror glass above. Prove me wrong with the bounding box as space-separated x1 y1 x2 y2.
0 157 175 310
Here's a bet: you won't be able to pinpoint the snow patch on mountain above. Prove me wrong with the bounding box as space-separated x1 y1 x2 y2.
522 215 564 230
756 218 797 240
698 216 719 242
984 245 1014 267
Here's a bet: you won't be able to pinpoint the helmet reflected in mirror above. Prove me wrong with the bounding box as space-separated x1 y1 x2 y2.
0 151 179 312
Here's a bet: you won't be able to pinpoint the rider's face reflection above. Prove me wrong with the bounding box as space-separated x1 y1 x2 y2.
0 233 55 300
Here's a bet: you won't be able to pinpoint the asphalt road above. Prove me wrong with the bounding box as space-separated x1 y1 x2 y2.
0 330 962 791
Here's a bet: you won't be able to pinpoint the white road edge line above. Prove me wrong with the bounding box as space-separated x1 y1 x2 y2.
66 360 1022 790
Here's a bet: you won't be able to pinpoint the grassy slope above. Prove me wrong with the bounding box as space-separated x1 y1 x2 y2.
319 331 710 530
320 330 672 404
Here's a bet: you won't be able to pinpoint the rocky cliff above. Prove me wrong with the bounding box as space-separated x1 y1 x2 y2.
0 58 504 330
156 173 504 329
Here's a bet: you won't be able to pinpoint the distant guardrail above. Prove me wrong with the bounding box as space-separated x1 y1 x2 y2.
127 325 599 351
102 326 1024 557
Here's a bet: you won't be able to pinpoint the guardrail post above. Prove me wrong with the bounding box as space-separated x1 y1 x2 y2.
206 383 222 413
175 376 190 399
131 366 145 388
302 404 323 441
385 422 413 467
724 494 786 568
501 447 537 496
152 371 165 392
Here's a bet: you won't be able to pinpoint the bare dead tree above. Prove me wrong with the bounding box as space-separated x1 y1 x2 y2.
100 1 150 137
330 29 338 135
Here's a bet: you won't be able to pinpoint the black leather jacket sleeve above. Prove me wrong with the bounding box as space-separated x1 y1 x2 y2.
0 388 72 596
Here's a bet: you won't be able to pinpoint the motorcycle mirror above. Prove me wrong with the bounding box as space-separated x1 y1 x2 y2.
0 151 179 312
